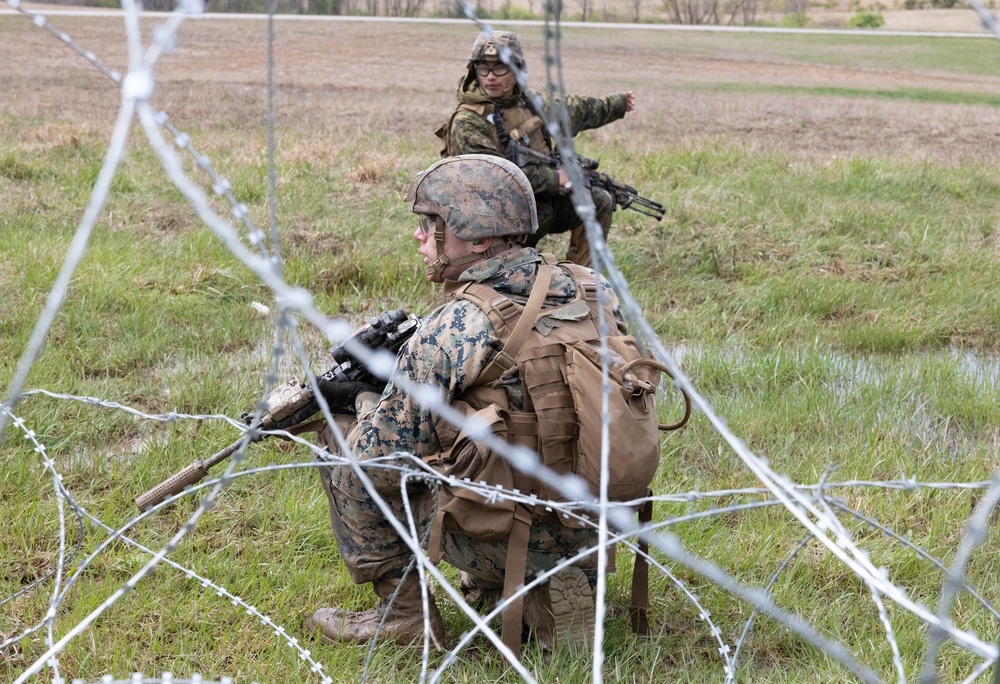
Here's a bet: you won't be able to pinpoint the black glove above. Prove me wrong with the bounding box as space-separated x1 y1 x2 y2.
315 378 379 413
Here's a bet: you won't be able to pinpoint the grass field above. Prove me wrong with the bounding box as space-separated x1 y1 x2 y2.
2 10 1000 684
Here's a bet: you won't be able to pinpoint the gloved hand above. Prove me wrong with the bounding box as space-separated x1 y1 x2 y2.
315 378 379 413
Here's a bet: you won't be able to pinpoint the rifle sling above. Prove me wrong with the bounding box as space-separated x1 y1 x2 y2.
630 494 653 635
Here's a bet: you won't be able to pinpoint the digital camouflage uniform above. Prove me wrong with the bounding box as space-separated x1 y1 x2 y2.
445 70 630 266
317 246 626 591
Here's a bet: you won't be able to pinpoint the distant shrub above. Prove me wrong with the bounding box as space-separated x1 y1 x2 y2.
782 11 807 26
846 10 884 27
500 4 538 19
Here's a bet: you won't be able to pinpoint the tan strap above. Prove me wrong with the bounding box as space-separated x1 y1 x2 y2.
630 494 653 635
454 282 520 339
427 510 446 564
476 264 552 386
457 102 490 117
501 506 533 659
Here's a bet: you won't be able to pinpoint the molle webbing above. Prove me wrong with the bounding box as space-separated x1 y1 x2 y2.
499 100 551 156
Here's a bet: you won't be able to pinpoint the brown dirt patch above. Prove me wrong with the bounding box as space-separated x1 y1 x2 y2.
3 11 1000 164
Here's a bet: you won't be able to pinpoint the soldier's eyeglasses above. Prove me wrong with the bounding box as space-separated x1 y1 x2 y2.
417 215 437 238
476 63 511 78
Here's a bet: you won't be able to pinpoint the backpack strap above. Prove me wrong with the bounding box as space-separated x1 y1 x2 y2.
630 494 653 635
455 263 553 386
451 263 554 659
500 504 533 659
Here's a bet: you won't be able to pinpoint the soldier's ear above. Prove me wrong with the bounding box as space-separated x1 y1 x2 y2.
470 237 493 253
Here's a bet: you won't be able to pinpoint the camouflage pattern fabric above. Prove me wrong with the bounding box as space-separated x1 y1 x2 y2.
316 247 624 587
447 78 626 259
468 30 525 68
408 154 537 241
534 185 614 267
447 77 628 197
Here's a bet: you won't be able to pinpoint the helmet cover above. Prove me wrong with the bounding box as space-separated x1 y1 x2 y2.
467 30 525 70
407 154 538 241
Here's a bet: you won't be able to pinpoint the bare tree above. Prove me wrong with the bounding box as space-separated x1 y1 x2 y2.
386 0 425 15
721 0 757 24
663 0 758 24
663 0 717 24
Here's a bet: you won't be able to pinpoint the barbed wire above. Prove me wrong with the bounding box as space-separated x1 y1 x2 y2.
2 1 1000 683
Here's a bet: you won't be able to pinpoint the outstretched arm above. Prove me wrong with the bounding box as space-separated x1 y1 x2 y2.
548 90 630 136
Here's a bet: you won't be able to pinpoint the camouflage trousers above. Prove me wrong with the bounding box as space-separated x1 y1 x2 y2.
316 421 598 590
528 185 613 268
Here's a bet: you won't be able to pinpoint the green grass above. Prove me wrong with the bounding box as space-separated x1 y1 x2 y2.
714 82 1000 108
614 31 1000 77
4 20 1000 684
6 134 1000 683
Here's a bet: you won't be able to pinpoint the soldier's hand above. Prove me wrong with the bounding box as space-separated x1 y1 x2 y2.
557 168 572 193
624 91 636 113
316 378 379 413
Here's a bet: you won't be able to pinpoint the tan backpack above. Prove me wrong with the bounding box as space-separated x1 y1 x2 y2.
426 255 689 656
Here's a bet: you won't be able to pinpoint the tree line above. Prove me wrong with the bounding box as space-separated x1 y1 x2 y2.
52 0 772 25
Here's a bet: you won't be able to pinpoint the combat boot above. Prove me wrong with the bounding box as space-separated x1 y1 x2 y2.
522 565 595 652
305 576 446 649
460 571 503 612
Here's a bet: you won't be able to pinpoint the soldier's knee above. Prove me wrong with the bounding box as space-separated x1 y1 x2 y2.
591 186 614 215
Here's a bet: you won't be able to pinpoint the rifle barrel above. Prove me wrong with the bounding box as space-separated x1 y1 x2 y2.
135 438 246 511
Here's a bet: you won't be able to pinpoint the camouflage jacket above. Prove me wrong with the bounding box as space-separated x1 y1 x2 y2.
349 247 624 461
446 73 629 196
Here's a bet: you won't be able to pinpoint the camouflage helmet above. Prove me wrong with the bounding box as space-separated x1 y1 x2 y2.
407 154 538 241
467 31 525 70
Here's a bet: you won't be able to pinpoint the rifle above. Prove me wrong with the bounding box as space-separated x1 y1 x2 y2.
510 143 666 221
135 308 420 511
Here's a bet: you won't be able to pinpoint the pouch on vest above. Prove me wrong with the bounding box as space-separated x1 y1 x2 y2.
427 403 515 559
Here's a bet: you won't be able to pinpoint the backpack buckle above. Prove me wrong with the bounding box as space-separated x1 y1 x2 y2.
490 351 516 376
492 297 520 323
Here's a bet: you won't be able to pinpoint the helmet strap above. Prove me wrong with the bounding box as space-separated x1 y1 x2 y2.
482 241 514 259
426 216 449 283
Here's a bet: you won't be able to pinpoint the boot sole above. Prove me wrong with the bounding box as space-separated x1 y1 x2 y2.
547 565 595 650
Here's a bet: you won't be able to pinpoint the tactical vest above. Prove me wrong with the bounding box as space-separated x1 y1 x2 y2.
426 255 688 657
436 98 550 158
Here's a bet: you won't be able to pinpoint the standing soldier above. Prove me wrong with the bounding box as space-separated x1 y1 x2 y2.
439 30 636 268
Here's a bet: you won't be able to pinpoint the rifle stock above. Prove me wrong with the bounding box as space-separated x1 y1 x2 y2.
135 309 419 512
